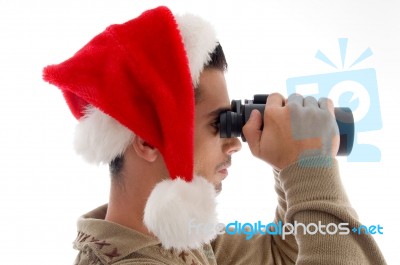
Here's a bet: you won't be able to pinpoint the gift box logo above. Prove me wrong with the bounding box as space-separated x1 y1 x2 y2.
286 38 382 162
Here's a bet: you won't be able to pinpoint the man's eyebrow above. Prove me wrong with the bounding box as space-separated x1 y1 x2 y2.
207 107 232 118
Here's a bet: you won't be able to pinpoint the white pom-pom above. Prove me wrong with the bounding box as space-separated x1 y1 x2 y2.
144 176 218 251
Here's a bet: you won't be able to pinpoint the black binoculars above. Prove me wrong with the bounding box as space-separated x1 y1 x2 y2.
219 94 354 156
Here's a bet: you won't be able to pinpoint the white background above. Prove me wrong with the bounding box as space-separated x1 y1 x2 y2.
0 0 399 264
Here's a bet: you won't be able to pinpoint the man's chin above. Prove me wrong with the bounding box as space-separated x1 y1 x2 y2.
215 183 222 195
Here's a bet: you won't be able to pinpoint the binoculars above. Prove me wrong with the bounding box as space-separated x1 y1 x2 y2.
219 94 354 156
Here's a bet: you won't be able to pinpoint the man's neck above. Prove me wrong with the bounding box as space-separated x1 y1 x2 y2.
104 146 168 237
105 182 154 237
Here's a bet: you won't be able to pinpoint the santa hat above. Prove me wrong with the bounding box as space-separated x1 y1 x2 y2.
43 6 220 250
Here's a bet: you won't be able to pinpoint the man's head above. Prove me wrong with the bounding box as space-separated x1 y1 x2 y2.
43 6 237 250
109 44 241 193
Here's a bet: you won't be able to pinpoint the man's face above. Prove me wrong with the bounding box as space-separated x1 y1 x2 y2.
194 68 242 193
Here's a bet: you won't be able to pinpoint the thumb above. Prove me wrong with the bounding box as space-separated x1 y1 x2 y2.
243 109 263 156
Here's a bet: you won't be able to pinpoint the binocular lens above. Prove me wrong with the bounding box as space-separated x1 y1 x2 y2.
219 111 242 138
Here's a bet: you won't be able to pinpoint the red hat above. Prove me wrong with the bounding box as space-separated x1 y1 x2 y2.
43 6 220 250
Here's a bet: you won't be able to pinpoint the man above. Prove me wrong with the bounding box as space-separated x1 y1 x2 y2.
43 6 386 265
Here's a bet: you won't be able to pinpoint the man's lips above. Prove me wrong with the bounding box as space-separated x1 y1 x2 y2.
216 164 230 194
217 168 229 178
217 163 231 178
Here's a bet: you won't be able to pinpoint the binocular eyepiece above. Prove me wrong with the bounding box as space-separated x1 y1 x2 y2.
219 94 354 156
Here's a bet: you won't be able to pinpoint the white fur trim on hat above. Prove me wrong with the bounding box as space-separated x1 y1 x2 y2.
175 13 219 86
144 176 218 251
74 106 134 164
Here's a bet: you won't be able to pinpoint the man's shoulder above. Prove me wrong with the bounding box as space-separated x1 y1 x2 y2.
74 205 163 264
74 205 218 265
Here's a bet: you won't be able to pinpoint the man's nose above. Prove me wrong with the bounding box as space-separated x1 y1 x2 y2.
224 137 242 155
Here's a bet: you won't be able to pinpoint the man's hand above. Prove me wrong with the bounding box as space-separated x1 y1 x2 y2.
243 93 340 170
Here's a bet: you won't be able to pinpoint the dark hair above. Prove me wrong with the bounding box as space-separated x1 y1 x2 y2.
109 155 124 178
195 43 227 103
206 43 228 71
110 43 227 177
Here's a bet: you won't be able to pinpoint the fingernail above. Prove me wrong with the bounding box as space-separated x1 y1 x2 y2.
249 110 258 120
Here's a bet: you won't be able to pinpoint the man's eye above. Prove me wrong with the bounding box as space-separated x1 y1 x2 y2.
211 119 220 132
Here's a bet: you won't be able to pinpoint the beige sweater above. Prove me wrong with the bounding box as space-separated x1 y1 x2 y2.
73 157 387 264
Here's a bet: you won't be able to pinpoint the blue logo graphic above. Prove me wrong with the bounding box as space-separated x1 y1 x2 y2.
286 38 382 162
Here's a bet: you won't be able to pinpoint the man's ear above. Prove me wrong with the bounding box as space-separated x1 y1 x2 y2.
132 135 159 162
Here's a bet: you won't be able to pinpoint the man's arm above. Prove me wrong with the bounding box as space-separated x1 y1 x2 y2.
276 156 386 264
212 93 386 264
212 158 386 264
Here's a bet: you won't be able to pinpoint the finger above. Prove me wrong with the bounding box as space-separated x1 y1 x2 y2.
242 110 262 155
304 96 318 107
287 93 304 106
318 97 335 116
266 93 285 108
